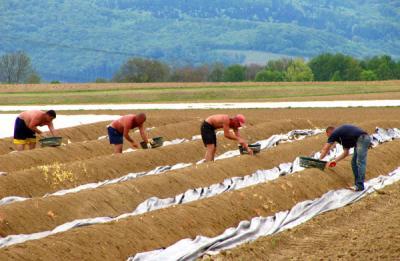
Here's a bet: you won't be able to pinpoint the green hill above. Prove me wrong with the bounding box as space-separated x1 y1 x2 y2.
1 0 399 82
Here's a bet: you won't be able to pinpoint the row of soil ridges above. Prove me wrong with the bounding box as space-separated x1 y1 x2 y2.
1 107 396 156
0 137 398 260
0 120 394 237
0 110 298 167
211 179 400 260
0 133 326 236
0 115 197 155
0 119 205 172
0 118 328 199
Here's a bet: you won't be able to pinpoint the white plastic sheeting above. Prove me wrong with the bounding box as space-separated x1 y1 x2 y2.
0 100 399 112
0 114 120 138
0 129 322 207
131 166 400 261
214 129 321 161
0 128 397 249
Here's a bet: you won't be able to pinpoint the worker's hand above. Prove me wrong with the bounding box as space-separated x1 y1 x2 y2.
247 148 254 156
326 160 337 168
146 142 152 149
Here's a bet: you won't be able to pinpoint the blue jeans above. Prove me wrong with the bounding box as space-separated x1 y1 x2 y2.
351 134 371 190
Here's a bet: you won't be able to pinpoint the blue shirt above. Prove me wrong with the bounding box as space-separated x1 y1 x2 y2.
327 125 367 149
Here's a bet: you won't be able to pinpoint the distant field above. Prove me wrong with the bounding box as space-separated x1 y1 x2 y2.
0 81 399 105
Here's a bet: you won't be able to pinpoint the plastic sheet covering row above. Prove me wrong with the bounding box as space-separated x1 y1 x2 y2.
1 100 400 112
0 129 321 207
0 128 397 249
131 166 400 261
129 128 400 261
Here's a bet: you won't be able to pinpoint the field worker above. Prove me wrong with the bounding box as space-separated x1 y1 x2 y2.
319 124 371 191
201 114 253 162
14 110 57 151
107 113 150 153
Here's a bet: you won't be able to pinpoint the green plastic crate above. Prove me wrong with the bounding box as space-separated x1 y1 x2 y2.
299 156 327 170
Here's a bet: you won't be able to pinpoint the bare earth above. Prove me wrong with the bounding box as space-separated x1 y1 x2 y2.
212 179 400 261
0 107 399 260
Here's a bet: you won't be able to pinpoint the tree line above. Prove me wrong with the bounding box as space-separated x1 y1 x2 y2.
110 53 400 83
1 51 399 83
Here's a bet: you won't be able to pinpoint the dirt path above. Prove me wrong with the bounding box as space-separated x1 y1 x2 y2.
213 178 400 261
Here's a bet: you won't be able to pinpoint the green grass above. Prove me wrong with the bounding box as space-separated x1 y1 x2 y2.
1 83 400 105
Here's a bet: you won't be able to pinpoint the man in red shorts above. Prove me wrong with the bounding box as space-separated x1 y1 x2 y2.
107 113 150 153
13 110 57 151
201 114 253 162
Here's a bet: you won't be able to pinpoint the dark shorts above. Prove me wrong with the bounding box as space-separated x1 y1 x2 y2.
13 117 36 145
201 121 216 147
107 126 123 145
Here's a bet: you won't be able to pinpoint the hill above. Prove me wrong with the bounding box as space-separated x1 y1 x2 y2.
1 0 399 81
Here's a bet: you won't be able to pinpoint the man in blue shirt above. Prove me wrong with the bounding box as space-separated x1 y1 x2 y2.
319 125 371 191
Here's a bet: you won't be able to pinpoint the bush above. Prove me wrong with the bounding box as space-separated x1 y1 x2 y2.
360 70 378 81
255 70 285 82
223 64 246 82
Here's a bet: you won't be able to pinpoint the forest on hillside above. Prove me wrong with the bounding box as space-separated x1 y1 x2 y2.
1 0 399 82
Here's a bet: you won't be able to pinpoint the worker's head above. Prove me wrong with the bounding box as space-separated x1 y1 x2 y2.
230 114 246 129
326 126 335 137
136 113 147 124
45 110 56 121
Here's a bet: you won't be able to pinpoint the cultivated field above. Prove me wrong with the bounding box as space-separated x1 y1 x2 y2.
0 107 399 260
0 81 400 105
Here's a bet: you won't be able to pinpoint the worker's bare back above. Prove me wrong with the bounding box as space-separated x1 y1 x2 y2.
19 110 49 127
111 114 139 133
205 114 230 129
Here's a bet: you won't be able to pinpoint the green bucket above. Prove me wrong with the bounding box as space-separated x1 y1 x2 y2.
39 136 63 147
140 136 164 149
239 143 261 155
299 156 327 170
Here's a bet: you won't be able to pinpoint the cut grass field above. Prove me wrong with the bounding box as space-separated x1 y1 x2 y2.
0 81 399 105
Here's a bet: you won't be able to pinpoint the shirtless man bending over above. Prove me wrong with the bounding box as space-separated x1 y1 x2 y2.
201 114 253 162
14 110 57 151
107 113 149 153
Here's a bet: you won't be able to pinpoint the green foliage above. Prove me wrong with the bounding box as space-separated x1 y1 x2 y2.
50 80 60 84
285 59 314 82
255 70 285 82
309 53 362 81
113 58 170 83
361 55 400 80
360 70 378 81
223 65 246 82
1 0 400 81
266 58 292 73
331 71 342 81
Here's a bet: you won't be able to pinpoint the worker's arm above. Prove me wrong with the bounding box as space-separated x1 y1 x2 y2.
319 143 333 160
123 121 139 148
333 148 350 163
28 118 43 135
223 118 241 142
47 121 57 136
138 124 149 144
234 128 253 155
